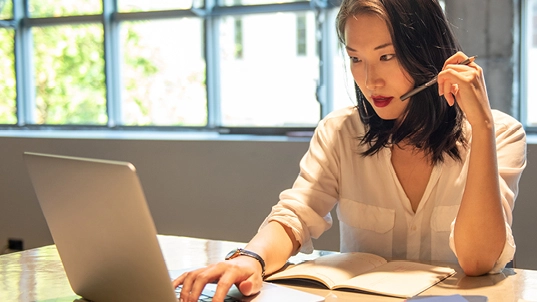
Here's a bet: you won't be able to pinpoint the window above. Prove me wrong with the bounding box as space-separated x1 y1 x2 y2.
0 0 12 19
0 27 15 124
119 18 205 126
219 12 321 127
118 0 193 12
0 0 342 132
523 0 537 127
0 0 15 124
28 1 102 17
32 23 107 124
296 14 307 56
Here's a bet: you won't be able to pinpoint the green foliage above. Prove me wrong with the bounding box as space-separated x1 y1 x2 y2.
24 8 162 125
0 0 13 20
29 0 102 18
118 19 209 126
0 1 16 124
1 2 207 127
33 24 107 124
0 28 16 124
121 23 160 125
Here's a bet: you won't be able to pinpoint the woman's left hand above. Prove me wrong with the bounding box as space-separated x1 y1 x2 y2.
437 51 493 128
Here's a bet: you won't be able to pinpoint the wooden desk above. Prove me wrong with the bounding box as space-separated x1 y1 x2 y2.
1 235 536 302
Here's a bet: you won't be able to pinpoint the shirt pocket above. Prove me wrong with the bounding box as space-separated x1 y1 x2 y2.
337 198 395 234
430 205 459 262
430 205 459 232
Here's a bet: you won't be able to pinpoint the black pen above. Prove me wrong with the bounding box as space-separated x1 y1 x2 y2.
400 56 477 101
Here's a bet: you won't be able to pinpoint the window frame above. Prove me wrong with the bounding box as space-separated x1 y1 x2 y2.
521 0 536 133
4 0 532 136
0 0 341 136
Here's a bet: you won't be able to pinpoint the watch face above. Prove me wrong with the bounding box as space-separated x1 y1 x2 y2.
225 249 239 260
223 248 265 278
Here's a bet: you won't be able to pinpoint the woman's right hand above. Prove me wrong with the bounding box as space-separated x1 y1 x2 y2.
173 221 299 302
172 255 264 302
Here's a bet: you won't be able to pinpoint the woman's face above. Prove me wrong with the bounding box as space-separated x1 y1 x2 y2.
344 13 414 121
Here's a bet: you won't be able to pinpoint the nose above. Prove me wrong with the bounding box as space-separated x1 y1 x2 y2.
364 63 384 91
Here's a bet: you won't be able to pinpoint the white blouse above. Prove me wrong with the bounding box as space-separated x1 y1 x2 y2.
261 106 526 273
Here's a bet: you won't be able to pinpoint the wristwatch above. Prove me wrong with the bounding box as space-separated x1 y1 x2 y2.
225 248 266 278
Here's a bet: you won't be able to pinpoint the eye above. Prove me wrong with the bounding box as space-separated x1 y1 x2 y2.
349 56 362 63
380 54 396 61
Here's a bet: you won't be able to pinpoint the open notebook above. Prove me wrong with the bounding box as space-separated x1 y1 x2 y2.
23 152 324 302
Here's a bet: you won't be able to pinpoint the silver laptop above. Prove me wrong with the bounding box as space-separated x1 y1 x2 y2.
23 152 325 302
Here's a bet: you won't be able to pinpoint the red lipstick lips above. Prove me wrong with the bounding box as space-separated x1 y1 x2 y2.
372 96 393 108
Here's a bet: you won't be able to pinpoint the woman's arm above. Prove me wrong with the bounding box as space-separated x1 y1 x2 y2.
453 121 506 276
438 51 506 276
173 221 299 302
174 113 343 301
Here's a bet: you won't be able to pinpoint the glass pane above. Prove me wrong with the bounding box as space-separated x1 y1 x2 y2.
527 0 537 126
120 19 206 126
439 0 445 11
0 0 13 19
219 0 303 7
220 12 320 127
0 28 16 124
29 0 102 18
32 24 106 125
119 0 194 12
331 9 356 112
333 42 357 112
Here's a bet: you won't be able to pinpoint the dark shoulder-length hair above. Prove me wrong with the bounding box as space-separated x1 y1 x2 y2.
336 0 467 164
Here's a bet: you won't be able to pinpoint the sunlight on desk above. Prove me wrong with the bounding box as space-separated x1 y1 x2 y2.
1 235 537 302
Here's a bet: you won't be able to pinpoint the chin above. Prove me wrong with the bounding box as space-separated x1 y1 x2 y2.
374 112 400 121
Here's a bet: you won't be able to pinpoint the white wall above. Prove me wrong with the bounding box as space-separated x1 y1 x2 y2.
0 135 535 269
0 135 339 252
512 137 537 269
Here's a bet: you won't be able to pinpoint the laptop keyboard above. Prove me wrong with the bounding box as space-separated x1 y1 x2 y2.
175 284 241 302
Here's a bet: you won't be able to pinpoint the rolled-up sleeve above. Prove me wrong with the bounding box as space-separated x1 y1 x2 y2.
259 118 342 254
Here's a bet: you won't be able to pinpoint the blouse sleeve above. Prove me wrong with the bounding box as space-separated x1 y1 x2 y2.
449 110 527 274
258 117 342 254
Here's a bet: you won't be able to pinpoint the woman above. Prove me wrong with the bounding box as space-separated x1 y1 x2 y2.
174 0 527 301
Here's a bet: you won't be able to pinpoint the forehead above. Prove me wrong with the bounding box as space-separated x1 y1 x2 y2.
344 14 392 50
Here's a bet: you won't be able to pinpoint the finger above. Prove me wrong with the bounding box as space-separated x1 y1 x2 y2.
437 68 468 92
442 93 455 107
442 51 465 69
238 274 263 296
178 268 213 302
439 68 483 105
444 93 455 106
448 84 460 107
212 275 237 301
178 271 197 302
445 64 476 75
440 79 455 106
172 272 187 288
185 270 221 302
442 51 470 69
450 83 459 97
448 82 460 105
238 279 255 296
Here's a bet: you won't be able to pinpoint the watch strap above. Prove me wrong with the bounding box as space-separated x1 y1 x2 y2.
225 248 266 278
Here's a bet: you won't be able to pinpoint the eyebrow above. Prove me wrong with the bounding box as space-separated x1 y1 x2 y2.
345 42 393 52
